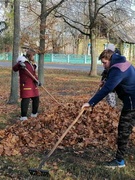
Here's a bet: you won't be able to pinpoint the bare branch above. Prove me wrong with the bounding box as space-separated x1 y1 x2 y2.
56 15 90 36
39 0 67 18
91 0 117 27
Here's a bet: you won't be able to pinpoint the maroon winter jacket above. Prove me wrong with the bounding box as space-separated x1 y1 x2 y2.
13 61 39 98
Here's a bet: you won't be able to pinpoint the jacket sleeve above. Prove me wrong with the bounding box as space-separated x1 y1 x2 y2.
13 62 20 72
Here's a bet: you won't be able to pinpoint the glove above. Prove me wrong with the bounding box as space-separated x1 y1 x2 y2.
106 92 116 108
19 62 26 69
33 63 38 71
17 55 27 63
37 81 42 86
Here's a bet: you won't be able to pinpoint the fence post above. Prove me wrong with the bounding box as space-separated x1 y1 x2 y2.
84 55 87 64
51 54 53 62
68 54 70 63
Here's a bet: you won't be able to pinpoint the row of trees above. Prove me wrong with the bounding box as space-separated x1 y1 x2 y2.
0 0 135 103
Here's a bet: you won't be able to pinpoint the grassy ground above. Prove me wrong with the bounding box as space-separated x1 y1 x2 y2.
0 67 135 180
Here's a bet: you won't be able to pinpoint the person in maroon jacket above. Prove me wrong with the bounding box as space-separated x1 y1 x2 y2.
13 49 41 120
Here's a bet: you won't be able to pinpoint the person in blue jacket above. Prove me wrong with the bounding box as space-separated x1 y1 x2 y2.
82 49 135 168
100 47 121 108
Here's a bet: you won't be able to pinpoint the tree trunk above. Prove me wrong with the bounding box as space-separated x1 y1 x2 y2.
38 0 46 85
89 28 97 76
8 0 20 104
88 0 98 76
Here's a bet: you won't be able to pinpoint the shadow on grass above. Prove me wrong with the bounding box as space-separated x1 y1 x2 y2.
1 145 135 180
42 146 135 180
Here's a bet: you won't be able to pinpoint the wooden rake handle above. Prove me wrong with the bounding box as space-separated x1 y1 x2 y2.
40 85 62 106
38 108 85 169
24 68 61 106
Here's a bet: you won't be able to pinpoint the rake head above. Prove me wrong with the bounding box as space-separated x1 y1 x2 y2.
29 168 50 177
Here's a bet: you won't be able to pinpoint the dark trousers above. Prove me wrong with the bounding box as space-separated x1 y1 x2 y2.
21 96 39 117
116 109 135 161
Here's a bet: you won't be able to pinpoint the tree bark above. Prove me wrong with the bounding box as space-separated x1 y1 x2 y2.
8 0 20 104
88 0 98 76
38 0 46 85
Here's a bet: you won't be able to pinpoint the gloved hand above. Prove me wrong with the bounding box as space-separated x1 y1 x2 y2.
37 81 42 86
106 92 116 108
19 62 26 69
17 55 27 63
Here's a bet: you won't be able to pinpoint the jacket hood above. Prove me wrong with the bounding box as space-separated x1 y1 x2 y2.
110 53 126 67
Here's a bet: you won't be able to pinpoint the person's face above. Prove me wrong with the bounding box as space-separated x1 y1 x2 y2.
101 58 110 70
29 52 35 61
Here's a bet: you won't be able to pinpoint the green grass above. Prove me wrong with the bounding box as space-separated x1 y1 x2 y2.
1 147 135 179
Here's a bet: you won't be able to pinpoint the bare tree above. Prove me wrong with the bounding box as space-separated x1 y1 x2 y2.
38 0 67 84
55 0 117 76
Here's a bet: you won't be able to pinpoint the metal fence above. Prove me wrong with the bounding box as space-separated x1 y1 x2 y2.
0 52 12 61
0 52 101 65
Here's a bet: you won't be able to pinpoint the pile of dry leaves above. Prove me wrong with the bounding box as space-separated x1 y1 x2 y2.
0 101 135 156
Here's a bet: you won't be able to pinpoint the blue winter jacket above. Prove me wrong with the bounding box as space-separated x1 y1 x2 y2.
89 53 135 110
